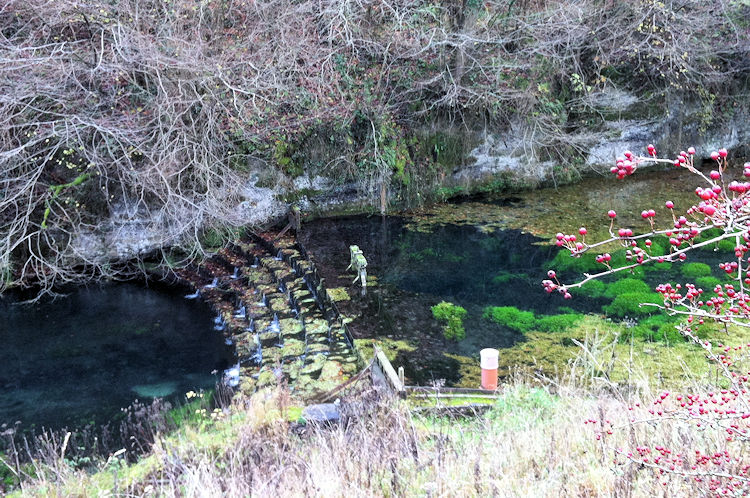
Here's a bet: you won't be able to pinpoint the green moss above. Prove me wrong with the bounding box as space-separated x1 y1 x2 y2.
326 287 351 302
545 249 601 274
432 301 468 341
681 262 712 278
645 261 673 273
535 313 584 332
624 315 684 343
695 276 722 290
572 279 606 298
492 271 528 285
603 292 663 317
603 278 651 299
482 306 536 333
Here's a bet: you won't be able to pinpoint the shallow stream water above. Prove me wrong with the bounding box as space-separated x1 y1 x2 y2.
0 283 230 430
300 165 731 384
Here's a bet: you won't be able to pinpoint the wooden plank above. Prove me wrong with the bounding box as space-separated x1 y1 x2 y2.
374 347 404 396
405 386 497 396
409 393 499 400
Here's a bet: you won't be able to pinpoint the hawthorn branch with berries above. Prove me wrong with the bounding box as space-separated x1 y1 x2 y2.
544 145 750 335
553 144 750 492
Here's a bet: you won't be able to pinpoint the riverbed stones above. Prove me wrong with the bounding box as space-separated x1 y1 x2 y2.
301 353 327 378
177 229 362 402
234 332 259 357
302 403 340 425
280 318 305 341
282 339 306 361
306 342 329 355
258 331 280 348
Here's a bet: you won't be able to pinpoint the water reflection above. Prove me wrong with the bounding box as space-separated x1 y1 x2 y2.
0 283 230 430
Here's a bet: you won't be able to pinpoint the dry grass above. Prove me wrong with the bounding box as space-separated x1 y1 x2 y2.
9 367 750 497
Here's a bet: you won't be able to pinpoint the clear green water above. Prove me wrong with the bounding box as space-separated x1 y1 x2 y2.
301 165 730 384
0 283 230 430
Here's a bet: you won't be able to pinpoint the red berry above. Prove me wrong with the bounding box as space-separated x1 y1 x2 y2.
608 210 617 219
710 170 721 180
579 227 587 235
711 151 720 161
665 201 674 209
719 148 728 158
687 147 696 155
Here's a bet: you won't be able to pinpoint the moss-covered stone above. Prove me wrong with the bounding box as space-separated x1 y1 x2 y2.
261 348 283 367
319 361 343 381
301 353 327 378
305 318 329 336
282 339 306 360
269 296 291 314
280 318 305 340
273 268 295 283
258 331 280 348
326 287 351 302
281 359 303 382
307 331 329 345
247 304 271 319
306 342 330 355
257 369 278 389
234 332 260 357
237 375 257 397
243 269 274 285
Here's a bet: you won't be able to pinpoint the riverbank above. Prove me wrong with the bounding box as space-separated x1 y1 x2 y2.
4 369 738 497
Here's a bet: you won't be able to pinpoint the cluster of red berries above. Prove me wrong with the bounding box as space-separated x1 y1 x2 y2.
710 148 729 161
542 270 572 299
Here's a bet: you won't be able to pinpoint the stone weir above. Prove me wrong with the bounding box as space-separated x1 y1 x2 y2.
175 231 361 400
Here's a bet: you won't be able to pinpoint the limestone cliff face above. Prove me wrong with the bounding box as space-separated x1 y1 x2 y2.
68 90 750 263
455 90 750 188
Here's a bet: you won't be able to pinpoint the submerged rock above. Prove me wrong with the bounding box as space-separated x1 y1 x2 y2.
131 381 178 398
302 403 340 425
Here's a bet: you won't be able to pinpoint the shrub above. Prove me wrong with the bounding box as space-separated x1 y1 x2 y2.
680 262 712 278
482 306 536 333
603 292 662 317
603 278 651 299
431 301 468 341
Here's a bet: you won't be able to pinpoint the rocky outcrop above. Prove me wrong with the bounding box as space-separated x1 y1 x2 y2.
459 89 750 187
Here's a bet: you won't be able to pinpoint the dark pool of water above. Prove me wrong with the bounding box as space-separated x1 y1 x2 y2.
301 216 607 363
0 283 230 430
300 166 734 384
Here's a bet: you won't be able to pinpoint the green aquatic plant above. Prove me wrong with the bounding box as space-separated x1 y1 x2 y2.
431 301 468 341
602 292 662 318
572 279 606 298
483 306 536 333
603 278 651 299
680 262 712 278
482 306 581 333
695 276 721 290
